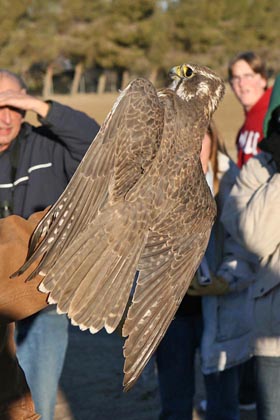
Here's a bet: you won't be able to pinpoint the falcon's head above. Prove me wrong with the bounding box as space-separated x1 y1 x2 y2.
169 63 225 116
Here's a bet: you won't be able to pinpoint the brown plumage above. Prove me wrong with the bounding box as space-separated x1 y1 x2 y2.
13 63 225 390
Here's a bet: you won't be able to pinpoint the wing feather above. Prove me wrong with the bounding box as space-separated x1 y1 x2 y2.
12 78 164 279
121 90 216 390
122 174 216 390
37 203 149 336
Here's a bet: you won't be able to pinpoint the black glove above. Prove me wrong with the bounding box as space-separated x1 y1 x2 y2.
259 105 280 172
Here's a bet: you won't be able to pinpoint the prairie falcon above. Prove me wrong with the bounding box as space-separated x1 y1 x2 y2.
13 63 225 390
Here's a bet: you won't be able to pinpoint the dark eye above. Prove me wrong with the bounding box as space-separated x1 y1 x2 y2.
183 66 193 78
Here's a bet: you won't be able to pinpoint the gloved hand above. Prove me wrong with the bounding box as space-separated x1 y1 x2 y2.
259 105 280 172
0 209 49 322
187 273 230 296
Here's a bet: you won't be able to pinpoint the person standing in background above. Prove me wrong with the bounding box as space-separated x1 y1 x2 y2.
228 51 272 411
228 50 272 167
155 123 219 420
0 69 100 419
156 121 256 420
221 92 280 419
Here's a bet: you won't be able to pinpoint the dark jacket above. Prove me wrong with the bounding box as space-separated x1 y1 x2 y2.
0 101 100 218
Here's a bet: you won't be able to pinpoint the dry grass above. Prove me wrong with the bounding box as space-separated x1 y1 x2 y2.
27 84 244 162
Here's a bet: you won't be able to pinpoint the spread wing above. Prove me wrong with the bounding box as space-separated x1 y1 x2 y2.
123 181 216 390
13 78 164 280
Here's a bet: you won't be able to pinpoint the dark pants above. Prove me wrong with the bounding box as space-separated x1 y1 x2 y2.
256 356 280 420
239 357 256 405
204 366 240 420
156 315 202 420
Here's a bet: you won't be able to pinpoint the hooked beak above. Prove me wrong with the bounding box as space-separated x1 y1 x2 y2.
169 66 182 80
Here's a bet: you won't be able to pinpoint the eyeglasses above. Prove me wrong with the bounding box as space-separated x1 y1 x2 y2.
230 72 258 85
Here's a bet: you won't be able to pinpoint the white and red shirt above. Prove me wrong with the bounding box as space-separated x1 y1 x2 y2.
236 87 272 167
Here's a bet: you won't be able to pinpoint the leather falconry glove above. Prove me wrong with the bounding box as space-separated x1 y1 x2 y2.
0 210 49 323
187 273 230 296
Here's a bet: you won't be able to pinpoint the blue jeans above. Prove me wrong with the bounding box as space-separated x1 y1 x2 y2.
156 315 202 420
15 307 69 420
204 366 240 420
255 356 280 420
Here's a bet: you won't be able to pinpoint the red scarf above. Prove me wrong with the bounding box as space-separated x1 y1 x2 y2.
236 87 272 167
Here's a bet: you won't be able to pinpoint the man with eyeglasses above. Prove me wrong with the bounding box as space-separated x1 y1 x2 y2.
228 51 272 168
225 51 273 414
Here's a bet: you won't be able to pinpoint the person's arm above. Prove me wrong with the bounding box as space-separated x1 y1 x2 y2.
221 154 280 258
38 100 100 163
0 89 50 118
0 89 100 174
0 211 49 323
216 232 257 292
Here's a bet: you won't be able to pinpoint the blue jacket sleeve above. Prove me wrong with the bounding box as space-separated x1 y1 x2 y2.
38 101 100 177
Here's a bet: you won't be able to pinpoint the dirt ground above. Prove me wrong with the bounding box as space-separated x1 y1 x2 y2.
28 87 254 419
54 326 256 420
